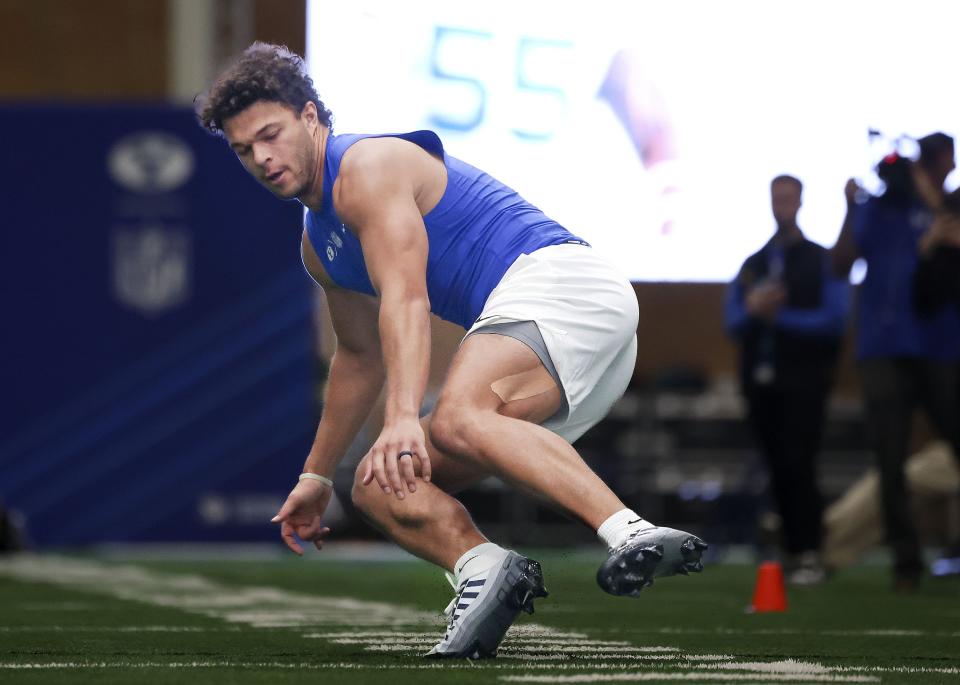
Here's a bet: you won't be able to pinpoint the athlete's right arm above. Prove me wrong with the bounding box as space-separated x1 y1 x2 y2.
303 286 385 477
271 231 384 555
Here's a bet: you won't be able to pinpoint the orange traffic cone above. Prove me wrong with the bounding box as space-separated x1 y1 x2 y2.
750 561 788 612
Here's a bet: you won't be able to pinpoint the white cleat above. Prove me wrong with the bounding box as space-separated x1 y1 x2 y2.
596 526 707 597
425 551 548 659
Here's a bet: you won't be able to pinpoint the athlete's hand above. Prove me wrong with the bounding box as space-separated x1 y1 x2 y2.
361 416 431 498
271 479 333 555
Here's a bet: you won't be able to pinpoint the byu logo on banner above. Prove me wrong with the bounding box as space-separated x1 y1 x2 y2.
108 131 195 194
112 225 192 315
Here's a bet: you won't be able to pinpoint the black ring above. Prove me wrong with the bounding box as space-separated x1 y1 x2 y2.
397 450 415 459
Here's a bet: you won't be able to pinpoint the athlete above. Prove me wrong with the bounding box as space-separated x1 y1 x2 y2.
197 43 706 659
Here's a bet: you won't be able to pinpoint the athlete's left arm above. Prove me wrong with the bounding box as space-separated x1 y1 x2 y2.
333 139 433 499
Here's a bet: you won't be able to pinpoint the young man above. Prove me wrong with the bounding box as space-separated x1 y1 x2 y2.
197 43 705 658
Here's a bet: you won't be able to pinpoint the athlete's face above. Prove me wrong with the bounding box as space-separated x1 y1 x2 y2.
223 100 320 200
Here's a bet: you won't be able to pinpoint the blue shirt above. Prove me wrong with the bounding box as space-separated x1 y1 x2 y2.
725 236 849 389
726 242 850 341
304 131 585 329
854 197 960 360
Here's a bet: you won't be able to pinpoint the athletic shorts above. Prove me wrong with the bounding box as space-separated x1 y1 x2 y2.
465 243 639 443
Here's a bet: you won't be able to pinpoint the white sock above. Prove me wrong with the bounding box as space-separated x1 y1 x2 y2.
597 508 655 549
453 542 509 585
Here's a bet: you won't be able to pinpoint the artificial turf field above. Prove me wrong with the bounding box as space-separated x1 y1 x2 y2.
0 550 958 684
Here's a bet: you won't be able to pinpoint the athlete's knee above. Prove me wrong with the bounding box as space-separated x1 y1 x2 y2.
350 460 379 514
351 458 433 526
429 398 486 462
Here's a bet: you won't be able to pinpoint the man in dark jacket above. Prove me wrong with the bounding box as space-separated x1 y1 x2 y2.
727 174 850 584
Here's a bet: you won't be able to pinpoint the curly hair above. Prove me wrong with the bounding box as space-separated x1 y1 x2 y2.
197 42 333 136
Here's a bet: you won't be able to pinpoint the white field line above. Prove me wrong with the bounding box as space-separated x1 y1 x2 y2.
306 626 597 648
691 660 835 674
360 646 686 661
500 675 879 683
360 643 678 654
506 625 590 638
328 637 631 647
2 661 958 676
331 637 438 645
659 627 959 638
496 655 687 663
501 646 680 654
306 628 592 639
0 555 438 628
0 626 240 632
0 662 699 671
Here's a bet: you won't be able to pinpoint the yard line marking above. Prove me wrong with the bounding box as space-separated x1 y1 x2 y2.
305 631 436 638
501 646 680 654
0 626 239 633
2 661 957 676
496 655 686 663
833 665 960 676
659 627 958 638
695 660 838 674
506 625 590 638
0 660 739 671
306 629 591 639
500 674 879 683
357 643 675 653
0 555 437 628
327 637 631 647
331 637 438 645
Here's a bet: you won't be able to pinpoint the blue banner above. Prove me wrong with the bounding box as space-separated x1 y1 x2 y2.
0 106 316 546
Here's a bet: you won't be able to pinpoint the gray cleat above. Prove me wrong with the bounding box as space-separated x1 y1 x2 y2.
596 526 707 597
425 551 548 659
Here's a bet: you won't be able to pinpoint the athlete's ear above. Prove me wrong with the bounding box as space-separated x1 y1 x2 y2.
300 101 318 129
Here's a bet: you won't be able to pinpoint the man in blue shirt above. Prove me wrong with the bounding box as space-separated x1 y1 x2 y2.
727 175 849 584
196 42 706 658
832 135 960 589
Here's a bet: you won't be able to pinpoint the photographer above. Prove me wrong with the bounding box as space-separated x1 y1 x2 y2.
832 133 960 590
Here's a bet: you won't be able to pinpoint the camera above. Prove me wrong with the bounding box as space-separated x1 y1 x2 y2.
875 151 915 205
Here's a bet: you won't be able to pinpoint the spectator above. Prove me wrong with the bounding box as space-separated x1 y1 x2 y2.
726 174 849 585
832 134 960 590
913 133 960 318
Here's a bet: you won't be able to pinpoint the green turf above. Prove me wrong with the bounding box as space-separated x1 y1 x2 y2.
1 551 958 684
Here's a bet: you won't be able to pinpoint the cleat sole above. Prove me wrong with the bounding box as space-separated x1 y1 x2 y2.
596 527 707 597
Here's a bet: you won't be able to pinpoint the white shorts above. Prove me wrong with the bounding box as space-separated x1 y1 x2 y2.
466 244 639 443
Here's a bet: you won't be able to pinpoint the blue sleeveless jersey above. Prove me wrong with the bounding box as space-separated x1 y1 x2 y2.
304 131 586 329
